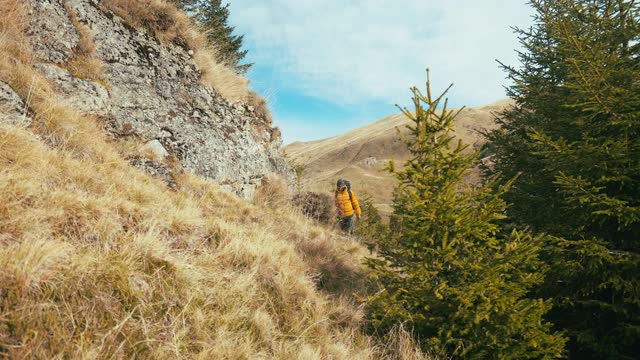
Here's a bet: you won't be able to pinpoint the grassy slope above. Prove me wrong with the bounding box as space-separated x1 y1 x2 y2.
284 100 511 216
0 1 428 358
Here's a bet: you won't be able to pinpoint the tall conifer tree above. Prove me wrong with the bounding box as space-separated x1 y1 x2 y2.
366 72 566 359
486 1 640 358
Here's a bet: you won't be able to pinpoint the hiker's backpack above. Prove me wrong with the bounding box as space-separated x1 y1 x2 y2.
344 180 353 201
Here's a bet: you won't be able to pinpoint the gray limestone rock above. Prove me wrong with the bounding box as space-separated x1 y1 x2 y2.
0 82 32 128
34 64 110 117
20 0 294 197
140 139 169 161
361 157 381 168
27 0 79 64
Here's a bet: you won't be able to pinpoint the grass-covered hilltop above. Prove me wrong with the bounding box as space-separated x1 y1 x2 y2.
2 0 639 359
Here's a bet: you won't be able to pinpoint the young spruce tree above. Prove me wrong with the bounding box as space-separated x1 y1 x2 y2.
486 1 640 358
366 72 566 359
354 193 389 252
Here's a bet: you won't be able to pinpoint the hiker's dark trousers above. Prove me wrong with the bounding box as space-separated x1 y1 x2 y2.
339 215 355 235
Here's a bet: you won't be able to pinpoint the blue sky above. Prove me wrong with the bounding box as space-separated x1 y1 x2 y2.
227 1 535 144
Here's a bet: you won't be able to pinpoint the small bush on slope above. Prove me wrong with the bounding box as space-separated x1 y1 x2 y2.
290 191 336 226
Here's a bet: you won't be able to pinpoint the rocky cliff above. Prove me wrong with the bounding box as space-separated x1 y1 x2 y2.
3 0 293 196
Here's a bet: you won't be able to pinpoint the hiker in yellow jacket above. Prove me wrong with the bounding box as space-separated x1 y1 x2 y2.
335 179 361 235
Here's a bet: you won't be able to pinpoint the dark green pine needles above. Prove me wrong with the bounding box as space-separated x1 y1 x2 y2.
366 71 567 359
486 1 640 358
172 0 252 74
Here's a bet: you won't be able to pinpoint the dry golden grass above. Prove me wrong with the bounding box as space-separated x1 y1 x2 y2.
248 90 274 125
101 0 251 101
1 0 117 161
61 3 106 84
101 0 201 46
0 123 430 357
0 2 434 358
253 173 290 209
0 0 31 67
64 57 106 84
194 49 250 101
377 325 436 360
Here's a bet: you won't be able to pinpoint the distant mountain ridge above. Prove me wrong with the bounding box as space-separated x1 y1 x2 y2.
284 99 512 216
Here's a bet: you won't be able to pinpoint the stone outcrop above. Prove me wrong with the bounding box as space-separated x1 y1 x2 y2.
0 82 32 128
34 64 111 117
19 0 293 197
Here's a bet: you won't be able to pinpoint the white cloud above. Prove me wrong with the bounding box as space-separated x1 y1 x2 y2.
276 117 330 145
228 0 534 106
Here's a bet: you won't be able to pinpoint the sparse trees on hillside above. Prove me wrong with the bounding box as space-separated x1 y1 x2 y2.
486 0 640 358
366 73 566 359
173 0 252 74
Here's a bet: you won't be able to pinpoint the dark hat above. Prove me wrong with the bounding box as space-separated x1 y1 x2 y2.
336 179 346 186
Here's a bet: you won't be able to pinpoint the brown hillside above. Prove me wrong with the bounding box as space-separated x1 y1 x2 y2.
284 99 513 217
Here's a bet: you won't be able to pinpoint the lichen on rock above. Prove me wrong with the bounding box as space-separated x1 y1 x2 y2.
0 82 32 128
24 0 294 197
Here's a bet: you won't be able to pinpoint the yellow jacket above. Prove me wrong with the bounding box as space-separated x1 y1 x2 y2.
335 188 361 218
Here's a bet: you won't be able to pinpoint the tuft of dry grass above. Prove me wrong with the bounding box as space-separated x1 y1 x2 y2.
194 50 250 101
61 3 106 84
101 0 200 46
253 173 290 209
248 90 273 125
0 0 32 69
377 325 436 360
64 56 106 83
